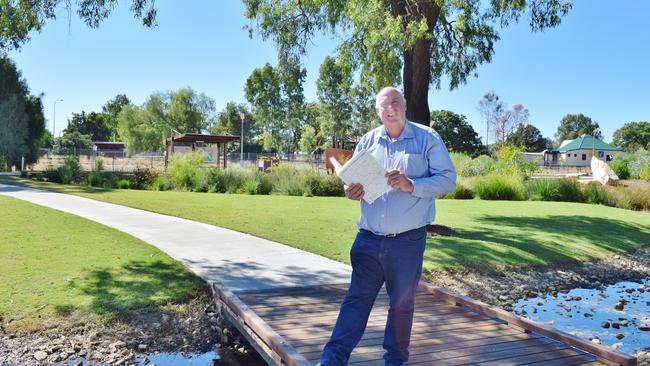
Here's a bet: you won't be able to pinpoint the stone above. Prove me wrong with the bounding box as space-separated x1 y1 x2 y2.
615 333 625 340
614 302 625 311
591 157 619 186
138 344 148 351
612 322 621 329
591 337 601 344
33 351 48 361
639 325 650 331
601 321 610 328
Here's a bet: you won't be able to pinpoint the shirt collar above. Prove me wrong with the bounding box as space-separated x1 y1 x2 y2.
380 120 415 142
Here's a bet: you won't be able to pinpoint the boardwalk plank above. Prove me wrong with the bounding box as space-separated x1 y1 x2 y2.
214 283 637 366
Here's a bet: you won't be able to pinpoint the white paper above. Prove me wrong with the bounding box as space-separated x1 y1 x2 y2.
330 149 390 204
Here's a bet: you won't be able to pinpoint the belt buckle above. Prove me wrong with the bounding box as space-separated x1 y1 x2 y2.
385 233 397 238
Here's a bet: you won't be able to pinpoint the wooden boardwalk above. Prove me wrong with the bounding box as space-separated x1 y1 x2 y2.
213 282 637 366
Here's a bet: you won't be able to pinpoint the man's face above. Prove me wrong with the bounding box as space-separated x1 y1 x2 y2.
375 89 406 128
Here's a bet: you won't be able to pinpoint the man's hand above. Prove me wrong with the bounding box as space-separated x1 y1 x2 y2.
344 183 365 200
386 170 414 193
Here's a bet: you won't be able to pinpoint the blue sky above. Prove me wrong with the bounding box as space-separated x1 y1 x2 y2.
7 1 650 144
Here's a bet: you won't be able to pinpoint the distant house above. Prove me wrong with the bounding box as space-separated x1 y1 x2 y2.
93 142 126 157
557 135 622 166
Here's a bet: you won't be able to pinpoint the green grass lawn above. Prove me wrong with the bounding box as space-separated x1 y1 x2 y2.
3 176 649 274
0 193 207 332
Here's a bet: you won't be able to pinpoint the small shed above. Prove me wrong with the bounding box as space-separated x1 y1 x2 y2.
164 132 240 168
93 142 126 157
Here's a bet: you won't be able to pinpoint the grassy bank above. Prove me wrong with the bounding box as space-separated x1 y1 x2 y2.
0 194 207 333
3 176 649 273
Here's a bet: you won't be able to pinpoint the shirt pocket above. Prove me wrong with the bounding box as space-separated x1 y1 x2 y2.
404 153 428 178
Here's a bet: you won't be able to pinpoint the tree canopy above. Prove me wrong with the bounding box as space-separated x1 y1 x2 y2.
430 110 484 157
0 0 157 51
244 0 571 125
65 111 111 142
555 113 602 143
612 121 650 152
507 123 552 152
0 56 46 169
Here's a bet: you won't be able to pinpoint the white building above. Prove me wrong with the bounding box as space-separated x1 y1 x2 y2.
557 135 622 167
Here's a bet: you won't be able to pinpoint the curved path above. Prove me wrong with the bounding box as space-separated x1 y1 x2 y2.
0 184 351 292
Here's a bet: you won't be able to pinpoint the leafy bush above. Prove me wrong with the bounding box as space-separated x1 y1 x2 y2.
240 171 273 195
94 156 104 171
318 175 345 196
222 169 247 193
256 172 273 195
152 175 172 191
640 166 650 181
445 184 475 199
526 178 584 202
168 152 207 191
206 168 226 193
87 172 102 187
59 155 82 184
582 182 616 207
131 167 158 190
494 145 538 177
609 161 630 179
472 174 525 201
462 155 495 177
116 179 130 189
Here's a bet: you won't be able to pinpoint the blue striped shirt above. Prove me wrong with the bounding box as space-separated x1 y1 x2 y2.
354 121 456 236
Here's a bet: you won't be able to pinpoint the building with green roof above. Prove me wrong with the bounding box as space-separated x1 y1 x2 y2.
557 134 622 166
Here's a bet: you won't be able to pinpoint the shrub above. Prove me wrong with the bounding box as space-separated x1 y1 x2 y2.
610 161 630 180
271 165 305 196
494 145 538 178
59 155 82 184
242 180 259 195
318 175 345 197
44 168 62 183
617 187 650 211
472 174 525 201
527 178 584 202
582 182 616 207
445 184 475 199
94 156 104 171
206 168 226 193
116 179 130 189
87 172 102 187
461 155 495 177
222 169 247 193
131 167 158 190
640 166 650 181
256 172 273 195
168 152 207 191
152 175 172 191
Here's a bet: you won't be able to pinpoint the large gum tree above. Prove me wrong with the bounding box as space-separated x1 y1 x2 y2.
243 0 571 126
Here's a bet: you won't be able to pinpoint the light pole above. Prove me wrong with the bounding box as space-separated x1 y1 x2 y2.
53 99 63 137
592 127 600 159
239 112 245 166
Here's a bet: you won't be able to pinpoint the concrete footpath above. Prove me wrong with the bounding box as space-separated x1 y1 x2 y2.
0 184 351 292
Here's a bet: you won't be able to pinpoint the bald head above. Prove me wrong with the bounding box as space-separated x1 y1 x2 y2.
375 87 406 108
375 86 407 138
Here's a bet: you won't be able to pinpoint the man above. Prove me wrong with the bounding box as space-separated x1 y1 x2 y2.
319 87 456 366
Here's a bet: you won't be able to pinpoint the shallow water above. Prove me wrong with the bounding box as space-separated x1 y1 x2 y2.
513 278 650 355
136 351 219 365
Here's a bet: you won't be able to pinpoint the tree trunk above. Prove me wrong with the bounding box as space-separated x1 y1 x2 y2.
394 1 440 127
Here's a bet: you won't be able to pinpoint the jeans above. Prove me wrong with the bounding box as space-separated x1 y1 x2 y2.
320 227 426 366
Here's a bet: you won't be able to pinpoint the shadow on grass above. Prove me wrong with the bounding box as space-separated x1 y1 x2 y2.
79 260 208 321
425 215 650 271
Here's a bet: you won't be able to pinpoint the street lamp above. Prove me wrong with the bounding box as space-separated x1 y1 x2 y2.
239 112 245 166
53 99 63 137
592 127 600 159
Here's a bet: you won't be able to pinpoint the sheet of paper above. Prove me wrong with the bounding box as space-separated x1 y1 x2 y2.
330 149 390 204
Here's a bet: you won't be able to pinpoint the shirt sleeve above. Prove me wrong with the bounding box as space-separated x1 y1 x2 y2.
411 132 457 198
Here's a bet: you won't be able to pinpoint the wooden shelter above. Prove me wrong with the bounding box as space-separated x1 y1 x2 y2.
165 132 240 168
